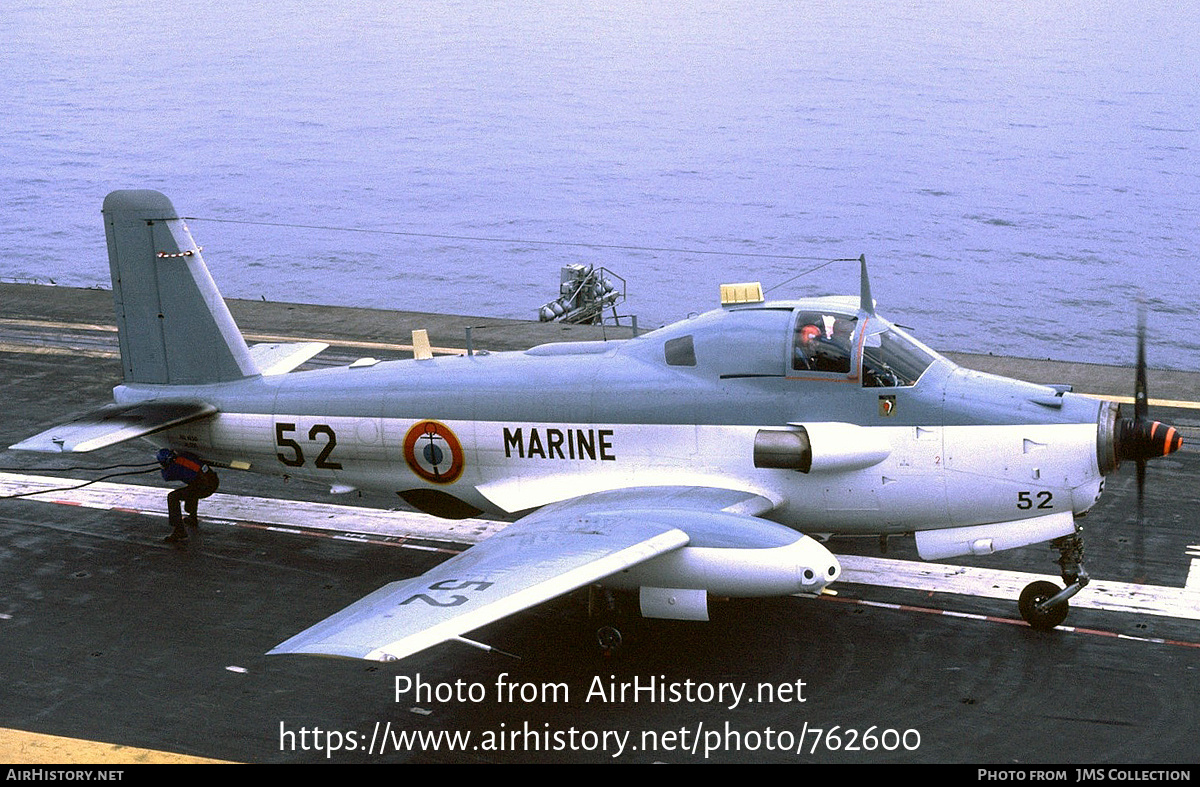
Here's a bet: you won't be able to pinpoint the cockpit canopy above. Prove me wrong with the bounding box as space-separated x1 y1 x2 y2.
655 301 941 388
792 311 856 374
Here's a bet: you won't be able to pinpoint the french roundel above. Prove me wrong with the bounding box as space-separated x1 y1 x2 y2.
403 420 465 484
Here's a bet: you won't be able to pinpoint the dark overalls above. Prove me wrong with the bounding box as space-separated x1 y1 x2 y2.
157 449 219 543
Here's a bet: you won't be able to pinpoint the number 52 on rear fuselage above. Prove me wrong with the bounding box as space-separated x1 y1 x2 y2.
11 190 1181 661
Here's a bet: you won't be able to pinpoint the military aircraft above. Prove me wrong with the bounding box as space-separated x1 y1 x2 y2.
10 190 1183 662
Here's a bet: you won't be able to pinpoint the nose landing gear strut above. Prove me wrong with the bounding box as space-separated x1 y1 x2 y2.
1019 532 1089 631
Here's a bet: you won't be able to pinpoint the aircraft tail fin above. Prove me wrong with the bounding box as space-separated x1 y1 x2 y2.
103 190 260 385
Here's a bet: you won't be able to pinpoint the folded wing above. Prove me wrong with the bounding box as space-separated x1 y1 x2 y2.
9 400 216 453
269 512 690 661
268 486 800 662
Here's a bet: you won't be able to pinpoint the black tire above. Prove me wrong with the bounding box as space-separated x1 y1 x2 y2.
596 625 623 653
1019 580 1069 631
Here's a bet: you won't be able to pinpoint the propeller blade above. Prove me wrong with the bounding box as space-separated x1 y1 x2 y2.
1134 306 1149 579
1135 456 1147 580
1135 305 1148 423
1136 457 1146 514
1117 306 1182 465
1112 304 1180 581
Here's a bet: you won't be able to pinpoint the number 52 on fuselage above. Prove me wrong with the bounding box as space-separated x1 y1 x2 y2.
11 191 1182 661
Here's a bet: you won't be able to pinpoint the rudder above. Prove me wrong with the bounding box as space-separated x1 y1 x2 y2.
103 190 259 385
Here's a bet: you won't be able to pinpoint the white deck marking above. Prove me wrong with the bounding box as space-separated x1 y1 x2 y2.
1185 546 1200 592
837 555 1200 621
2 471 1198 622
0 472 503 548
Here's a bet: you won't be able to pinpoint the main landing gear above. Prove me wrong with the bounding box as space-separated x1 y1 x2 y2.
1019 532 1088 631
588 586 627 656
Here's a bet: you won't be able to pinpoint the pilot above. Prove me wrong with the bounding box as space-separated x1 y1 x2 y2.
156 448 219 543
794 324 822 371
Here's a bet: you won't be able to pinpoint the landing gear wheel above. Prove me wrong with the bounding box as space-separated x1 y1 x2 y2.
596 625 623 655
1019 580 1069 631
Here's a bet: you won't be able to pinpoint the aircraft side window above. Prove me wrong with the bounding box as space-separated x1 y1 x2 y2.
792 313 855 374
862 329 936 387
664 335 697 367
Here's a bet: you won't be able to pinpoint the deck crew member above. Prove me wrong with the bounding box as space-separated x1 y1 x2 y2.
156 449 219 543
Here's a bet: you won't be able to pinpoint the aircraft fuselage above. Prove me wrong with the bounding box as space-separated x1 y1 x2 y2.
122 300 1109 546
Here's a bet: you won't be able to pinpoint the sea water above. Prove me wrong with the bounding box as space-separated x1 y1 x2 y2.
2 0 1197 369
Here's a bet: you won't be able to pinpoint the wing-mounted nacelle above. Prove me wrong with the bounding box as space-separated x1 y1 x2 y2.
753 423 892 474
607 534 842 621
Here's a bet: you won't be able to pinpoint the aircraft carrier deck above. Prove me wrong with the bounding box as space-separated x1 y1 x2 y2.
2 283 1198 765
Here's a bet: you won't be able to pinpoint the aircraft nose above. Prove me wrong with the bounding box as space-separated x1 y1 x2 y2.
1098 400 1184 475
1118 418 1183 463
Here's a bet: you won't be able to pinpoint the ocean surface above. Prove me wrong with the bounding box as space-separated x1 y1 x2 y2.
2 1 1198 371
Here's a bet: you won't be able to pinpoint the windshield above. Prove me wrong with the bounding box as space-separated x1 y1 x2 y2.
862 326 938 387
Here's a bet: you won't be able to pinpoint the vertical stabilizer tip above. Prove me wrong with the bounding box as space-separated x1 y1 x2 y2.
103 190 179 221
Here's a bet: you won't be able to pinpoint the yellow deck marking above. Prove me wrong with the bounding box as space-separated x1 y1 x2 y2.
0 318 470 356
0 727 232 764
3 317 1199 406
1077 392 1200 410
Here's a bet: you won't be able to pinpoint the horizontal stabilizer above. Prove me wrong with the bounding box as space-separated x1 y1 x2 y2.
247 342 329 375
9 400 217 453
